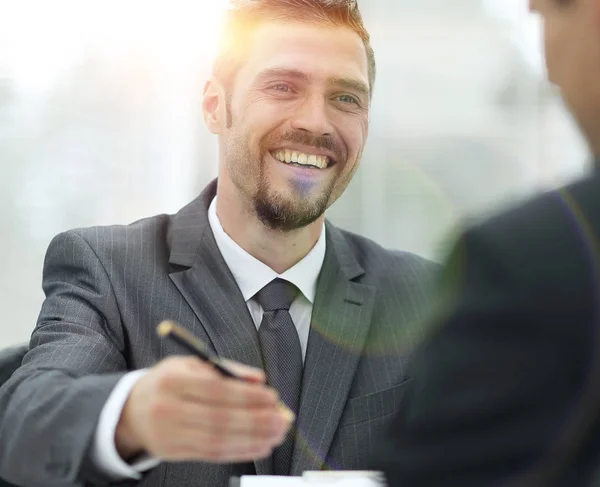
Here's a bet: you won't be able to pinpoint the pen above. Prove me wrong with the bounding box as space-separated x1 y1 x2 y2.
156 320 295 422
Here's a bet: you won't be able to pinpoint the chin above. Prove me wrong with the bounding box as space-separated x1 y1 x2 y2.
254 188 330 232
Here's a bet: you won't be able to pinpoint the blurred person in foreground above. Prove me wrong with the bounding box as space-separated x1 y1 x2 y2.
0 1 437 486
372 0 600 485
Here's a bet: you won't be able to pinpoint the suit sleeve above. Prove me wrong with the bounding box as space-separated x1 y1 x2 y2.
0 230 135 487
371 228 586 486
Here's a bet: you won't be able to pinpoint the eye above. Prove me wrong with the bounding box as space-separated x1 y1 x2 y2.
336 94 359 105
269 83 291 92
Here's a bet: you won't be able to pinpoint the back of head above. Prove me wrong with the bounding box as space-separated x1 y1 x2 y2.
212 0 376 95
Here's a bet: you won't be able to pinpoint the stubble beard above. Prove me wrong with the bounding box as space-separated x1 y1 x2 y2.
224 101 356 232
226 135 336 232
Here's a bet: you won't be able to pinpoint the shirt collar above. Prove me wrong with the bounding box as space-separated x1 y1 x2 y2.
208 197 326 303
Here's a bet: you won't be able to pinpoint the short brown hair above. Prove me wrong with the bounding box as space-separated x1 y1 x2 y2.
212 0 376 97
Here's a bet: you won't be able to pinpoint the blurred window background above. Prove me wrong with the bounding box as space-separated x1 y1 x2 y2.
0 0 588 346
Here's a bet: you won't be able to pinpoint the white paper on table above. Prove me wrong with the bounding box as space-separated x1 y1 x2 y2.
239 476 304 487
239 472 384 487
303 470 385 486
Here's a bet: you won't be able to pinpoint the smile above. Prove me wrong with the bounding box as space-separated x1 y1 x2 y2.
271 149 331 170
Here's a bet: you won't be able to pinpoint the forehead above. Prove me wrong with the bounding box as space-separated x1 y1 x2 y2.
237 21 370 88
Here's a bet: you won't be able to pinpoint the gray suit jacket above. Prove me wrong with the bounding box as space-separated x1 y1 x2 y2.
0 181 437 487
0 345 27 387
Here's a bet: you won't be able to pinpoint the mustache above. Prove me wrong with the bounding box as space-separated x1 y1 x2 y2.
266 130 344 162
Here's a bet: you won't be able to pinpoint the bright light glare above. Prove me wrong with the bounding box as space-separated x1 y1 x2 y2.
0 0 229 94
484 0 544 76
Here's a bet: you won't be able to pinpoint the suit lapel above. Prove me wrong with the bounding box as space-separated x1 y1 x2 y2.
167 185 375 475
167 180 271 475
291 224 376 474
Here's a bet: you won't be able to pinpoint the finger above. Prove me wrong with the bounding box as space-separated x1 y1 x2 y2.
155 358 279 407
180 355 266 384
157 428 284 463
173 402 291 439
220 359 266 384
171 363 280 407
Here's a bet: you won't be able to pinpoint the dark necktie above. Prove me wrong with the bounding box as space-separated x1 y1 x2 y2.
254 278 303 476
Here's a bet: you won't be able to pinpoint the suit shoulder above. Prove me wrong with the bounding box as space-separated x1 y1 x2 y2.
48 213 173 258
336 227 440 279
473 175 600 253
462 174 600 291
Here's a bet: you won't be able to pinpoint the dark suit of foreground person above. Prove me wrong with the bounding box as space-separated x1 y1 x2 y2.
372 0 600 485
0 1 437 487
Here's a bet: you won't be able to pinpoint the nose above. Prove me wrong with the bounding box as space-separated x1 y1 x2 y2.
289 95 333 137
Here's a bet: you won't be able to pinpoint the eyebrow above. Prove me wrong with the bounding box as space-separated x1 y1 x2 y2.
328 77 370 98
256 68 370 98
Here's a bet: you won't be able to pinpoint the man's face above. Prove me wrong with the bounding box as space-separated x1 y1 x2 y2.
207 22 370 232
530 0 600 148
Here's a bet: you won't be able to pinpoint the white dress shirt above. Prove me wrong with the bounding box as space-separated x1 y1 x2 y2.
90 197 327 479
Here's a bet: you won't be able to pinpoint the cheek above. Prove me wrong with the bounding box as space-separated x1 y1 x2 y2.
342 119 368 161
544 33 559 83
246 107 290 147
543 21 571 86
547 28 591 98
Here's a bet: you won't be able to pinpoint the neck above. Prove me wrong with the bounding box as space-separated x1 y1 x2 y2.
215 181 324 274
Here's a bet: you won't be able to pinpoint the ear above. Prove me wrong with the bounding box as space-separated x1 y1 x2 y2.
202 77 226 134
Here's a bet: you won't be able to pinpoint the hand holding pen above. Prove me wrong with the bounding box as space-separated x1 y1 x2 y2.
156 320 295 421
114 321 294 463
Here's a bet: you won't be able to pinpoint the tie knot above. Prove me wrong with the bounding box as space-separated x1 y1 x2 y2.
255 278 298 312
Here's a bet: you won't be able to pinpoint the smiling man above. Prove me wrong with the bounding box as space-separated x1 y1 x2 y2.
0 2 437 487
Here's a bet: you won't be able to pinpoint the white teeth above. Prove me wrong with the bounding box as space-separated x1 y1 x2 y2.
272 150 330 169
